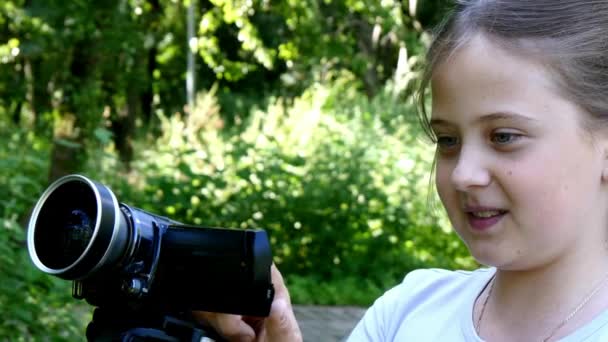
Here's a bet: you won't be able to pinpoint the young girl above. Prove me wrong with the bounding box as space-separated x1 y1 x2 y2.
196 1 608 340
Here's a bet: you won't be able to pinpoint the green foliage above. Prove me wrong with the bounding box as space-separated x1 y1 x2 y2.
0 122 88 340
0 0 450 173
196 0 429 99
0 219 87 341
96 78 474 306
0 0 462 338
286 275 386 306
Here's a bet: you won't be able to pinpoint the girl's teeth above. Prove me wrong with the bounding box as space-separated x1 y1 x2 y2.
472 210 502 218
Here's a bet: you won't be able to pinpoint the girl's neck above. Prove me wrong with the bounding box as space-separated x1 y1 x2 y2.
481 244 608 341
495 242 608 303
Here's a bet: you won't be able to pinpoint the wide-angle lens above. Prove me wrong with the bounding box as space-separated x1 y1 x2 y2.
27 175 130 280
32 178 98 270
61 209 94 267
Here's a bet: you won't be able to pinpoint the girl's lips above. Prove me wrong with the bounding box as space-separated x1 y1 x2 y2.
466 211 507 231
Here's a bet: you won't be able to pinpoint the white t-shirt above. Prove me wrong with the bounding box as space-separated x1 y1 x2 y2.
347 268 608 341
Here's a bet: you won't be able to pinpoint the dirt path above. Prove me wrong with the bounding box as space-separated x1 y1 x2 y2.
293 305 367 342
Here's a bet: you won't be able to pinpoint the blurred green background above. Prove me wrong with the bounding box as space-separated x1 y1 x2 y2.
0 0 476 340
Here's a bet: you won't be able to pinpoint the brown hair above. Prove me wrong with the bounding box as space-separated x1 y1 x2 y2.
417 0 608 139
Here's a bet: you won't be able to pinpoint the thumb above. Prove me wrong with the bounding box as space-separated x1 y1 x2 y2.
262 264 302 341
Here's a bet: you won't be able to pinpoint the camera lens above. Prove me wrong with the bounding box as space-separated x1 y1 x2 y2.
61 209 94 267
33 179 98 270
28 175 130 280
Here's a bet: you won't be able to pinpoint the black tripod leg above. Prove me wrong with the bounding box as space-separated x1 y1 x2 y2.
86 308 226 342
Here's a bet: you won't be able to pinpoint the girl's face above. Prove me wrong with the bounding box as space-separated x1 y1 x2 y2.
431 34 608 270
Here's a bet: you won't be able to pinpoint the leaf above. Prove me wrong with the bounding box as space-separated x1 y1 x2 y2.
54 138 82 149
93 127 113 145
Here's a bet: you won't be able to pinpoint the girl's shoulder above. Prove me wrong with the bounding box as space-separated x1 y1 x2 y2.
347 267 495 341
401 267 494 289
403 267 494 282
385 267 493 307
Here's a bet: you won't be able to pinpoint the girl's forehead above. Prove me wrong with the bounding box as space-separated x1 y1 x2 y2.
433 34 552 89
431 34 560 107
428 34 582 127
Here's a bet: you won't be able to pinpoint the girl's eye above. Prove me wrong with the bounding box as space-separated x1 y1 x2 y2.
491 131 522 145
436 135 459 149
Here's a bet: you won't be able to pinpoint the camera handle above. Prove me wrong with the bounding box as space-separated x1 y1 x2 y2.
86 307 227 342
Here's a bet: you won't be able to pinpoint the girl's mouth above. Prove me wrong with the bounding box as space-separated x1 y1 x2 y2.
467 210 507 231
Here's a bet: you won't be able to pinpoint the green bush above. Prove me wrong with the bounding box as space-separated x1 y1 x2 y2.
97 78 474 306
0 76 474 341
0 124 88 340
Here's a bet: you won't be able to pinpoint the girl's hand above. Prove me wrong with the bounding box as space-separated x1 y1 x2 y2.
193 264 303 342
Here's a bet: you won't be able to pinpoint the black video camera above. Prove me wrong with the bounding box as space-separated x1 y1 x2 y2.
27 174 275 341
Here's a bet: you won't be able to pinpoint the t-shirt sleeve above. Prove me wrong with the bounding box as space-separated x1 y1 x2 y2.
345 269 440 341
346 299 387 341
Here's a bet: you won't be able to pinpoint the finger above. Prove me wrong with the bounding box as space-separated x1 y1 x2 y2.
193 311 256 342
270 263 290 300
263 264 302 341
242 316 265 334
263 296 302 341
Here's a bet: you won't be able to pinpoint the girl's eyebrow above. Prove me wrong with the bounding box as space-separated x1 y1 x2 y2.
430 112 539 127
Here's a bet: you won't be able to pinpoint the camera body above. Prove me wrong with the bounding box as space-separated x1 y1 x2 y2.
27 175 274 319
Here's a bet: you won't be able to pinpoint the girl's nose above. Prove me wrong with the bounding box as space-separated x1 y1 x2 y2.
450 146 491 191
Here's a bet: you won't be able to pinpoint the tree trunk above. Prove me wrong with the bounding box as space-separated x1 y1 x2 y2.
142 45 157 125
110 81 138 169
48 134 85 183
48 40 98 183
142 0 161 125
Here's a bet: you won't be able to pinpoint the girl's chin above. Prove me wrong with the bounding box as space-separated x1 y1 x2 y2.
466 245 512 268
471 255 499 267
469 251 530 271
